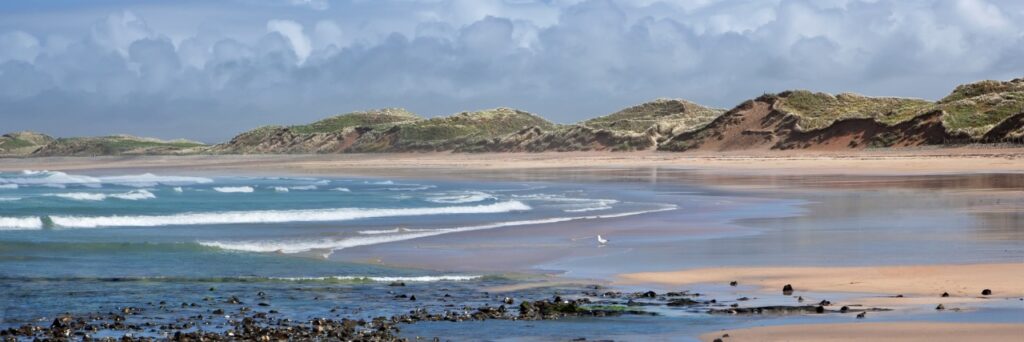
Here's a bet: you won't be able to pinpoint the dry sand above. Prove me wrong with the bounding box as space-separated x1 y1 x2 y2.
699 322 1024 342
1 147 1023 177
620 263 1024 298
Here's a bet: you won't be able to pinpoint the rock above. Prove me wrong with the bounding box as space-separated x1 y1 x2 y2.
714 339 723 342
729 281 738 286
640 291 657 298
389 281 406 287
856 312 866 319
941 292 950 297
840 306 849 313
410 295 417 301
982 289 992 296
936 304 945 310
782 284 793 295
503 297 514 305
818 300 831 306
708 305 823 315
815 306 825 313
666 298 700 306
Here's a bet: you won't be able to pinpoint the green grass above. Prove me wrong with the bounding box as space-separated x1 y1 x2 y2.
776 91 933 130
289 108 421 134
0 137 36 150
939 79 1024 103
583 99 723 134
775 80 1024 139
37 136 205 156
396 108 554 142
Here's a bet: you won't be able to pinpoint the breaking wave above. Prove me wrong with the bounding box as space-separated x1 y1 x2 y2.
199 205 675 254
39 200 531 229
0 217 43 230
0 170 212 187
52 190 156 201
425 191 495 204
213 186 254 193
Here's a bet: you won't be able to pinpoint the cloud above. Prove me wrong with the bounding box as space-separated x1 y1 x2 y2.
267 19 312 63
0 31 40 63
289 0 330 11
0 0 1021 142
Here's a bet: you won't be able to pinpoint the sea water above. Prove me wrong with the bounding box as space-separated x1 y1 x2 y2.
0 169 674 329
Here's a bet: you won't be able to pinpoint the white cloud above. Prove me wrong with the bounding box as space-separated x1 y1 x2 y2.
0 0 1021 142
289 0 330 11
267 19 312 63
0 31 40 63
90 11 154 57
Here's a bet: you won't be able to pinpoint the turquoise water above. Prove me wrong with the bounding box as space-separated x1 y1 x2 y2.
0 169 676 329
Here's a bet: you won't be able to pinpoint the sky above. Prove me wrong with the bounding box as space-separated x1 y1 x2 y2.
0 0 1022 142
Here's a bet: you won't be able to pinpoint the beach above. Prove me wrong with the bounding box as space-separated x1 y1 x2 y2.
1 148 1022 340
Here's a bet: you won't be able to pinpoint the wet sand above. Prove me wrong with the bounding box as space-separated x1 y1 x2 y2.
1 147 1023 177
700 322 1024 342
620 263 1024 297
620 263 1024 306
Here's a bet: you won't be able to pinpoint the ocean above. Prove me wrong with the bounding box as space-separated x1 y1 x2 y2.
0 169 678 336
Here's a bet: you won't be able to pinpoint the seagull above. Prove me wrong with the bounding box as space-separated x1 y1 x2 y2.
596 235 608 245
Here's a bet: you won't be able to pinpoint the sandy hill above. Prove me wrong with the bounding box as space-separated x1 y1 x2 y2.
660 78 1024 151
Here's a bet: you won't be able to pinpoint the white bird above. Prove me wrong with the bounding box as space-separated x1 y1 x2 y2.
596 235 608 245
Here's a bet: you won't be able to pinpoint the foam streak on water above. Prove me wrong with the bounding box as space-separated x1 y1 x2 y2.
47 201 532 229
200 205 677 254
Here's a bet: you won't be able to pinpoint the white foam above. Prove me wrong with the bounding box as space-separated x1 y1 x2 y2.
48 200 531 229
272 275 481 282
331 187 350 192
213 186 254 193
365 180 394 185
0 184 18 189
51 189 156 201
357 227 431 235
426 191 494 204
0 197 21 201
0 170 212 188
201 205 676 254
109 190 156 201
172 187 184 193
563 199 619 213
385 185 436 191
272 186 290 193
289 185 317 191
0 217 42 230
98 173 213 187
54 193 107 201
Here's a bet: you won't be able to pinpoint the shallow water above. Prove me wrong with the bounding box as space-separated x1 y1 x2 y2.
0 168 1021 340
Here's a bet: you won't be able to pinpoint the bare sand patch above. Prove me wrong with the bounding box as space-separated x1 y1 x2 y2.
699 322 1024 342
619 263 1024 299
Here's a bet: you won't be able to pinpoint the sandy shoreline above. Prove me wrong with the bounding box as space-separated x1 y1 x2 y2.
1 147 1023 177
700 322 1024 341
619 263 1024 298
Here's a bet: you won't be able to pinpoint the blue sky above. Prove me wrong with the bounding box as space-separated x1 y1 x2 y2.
1 0 1022 142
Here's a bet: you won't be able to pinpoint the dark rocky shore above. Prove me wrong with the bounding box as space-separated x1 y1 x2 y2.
1 283 890 341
